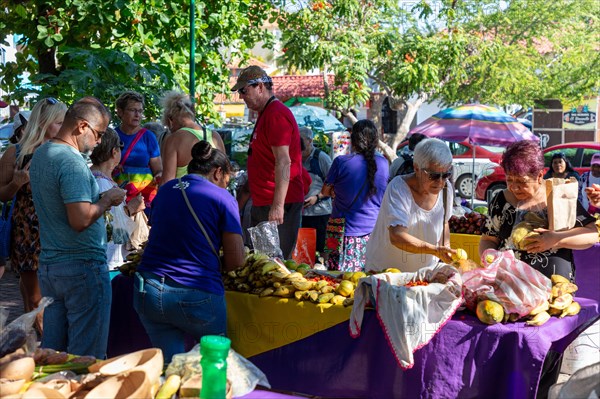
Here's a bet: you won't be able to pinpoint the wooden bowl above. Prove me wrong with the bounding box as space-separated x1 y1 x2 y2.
83 370 151 399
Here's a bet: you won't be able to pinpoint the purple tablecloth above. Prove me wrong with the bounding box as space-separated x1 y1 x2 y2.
246 246 600 399
237 389 304 399
573 243 600 302
248 299 598 399
107 245 600 398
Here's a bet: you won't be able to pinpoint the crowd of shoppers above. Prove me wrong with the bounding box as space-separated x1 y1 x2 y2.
1 66 598 364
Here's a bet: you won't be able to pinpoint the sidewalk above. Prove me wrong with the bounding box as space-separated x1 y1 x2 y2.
0 267 24 325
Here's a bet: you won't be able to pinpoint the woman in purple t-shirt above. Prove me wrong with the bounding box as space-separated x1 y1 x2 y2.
132 141 244 363
322 120 389 271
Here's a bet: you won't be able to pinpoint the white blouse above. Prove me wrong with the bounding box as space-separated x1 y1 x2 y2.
365 176 453 273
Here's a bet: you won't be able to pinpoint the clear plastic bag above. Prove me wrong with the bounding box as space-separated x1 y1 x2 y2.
462 249 551 317
0 297 53 357
165 343 270 397
247 221 283 259
110 204 136 245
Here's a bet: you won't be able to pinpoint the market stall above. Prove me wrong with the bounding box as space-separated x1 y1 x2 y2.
104 242 600 398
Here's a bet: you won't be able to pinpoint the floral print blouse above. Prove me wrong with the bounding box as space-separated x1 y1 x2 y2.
481 190 594 280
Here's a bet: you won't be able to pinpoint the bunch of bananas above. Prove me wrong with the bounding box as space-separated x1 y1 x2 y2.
222 252 278 293
118 247 145 277
526 274 581 326
223 253 358 306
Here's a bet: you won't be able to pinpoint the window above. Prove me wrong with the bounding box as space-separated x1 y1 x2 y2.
448 142 469 156
544 149 579 168
582 148 600 168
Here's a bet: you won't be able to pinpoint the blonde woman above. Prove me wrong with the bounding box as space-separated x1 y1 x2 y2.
160 91 225 184
0 97 66 334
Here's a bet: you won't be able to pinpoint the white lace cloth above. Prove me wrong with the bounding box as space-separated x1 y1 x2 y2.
349 263 463 369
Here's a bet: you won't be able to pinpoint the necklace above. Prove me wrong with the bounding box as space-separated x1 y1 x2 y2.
52 137 77 149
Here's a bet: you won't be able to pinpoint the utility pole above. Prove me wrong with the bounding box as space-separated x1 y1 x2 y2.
189 0 196 108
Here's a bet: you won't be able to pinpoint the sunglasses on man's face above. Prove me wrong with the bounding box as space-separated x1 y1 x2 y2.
237 83 259 95
422 167 453 181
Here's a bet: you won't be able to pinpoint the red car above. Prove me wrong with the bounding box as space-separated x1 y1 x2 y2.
475 142 600 202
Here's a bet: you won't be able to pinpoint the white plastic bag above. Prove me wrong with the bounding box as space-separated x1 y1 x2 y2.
110 204 136 245
0 297 53 357
165 343 270 397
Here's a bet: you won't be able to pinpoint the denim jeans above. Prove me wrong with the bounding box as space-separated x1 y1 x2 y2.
132 271 227 363
37 261 111 358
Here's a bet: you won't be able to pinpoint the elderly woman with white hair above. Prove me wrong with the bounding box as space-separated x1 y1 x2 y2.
365 138 457 272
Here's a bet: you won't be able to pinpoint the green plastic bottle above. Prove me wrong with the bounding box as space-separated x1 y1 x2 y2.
200 335 231 399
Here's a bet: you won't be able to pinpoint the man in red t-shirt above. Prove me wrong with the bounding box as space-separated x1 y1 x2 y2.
232 66 304 258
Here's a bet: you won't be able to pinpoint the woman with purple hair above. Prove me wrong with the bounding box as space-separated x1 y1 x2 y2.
479 140 597 280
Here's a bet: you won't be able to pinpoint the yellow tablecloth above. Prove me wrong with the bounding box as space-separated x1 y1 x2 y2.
225 291 351 358
226 234 482 358
450 233 481 263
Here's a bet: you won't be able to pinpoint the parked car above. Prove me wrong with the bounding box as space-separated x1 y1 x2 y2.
397 139 504 198
0 123 13 153
475 141 600 202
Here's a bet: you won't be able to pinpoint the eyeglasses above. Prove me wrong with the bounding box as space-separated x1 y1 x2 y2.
77 118 105 140
118 141 124 149
125 108 144 115
45 97 58 105
422 167 453 181
237 83 259 95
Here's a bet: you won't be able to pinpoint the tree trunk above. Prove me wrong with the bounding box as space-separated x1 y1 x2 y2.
378 139 397 161
37 4 58 77
390 94 427 151
376 93 428 162
369 93 385 132
342 110 358 124
38 46 58 76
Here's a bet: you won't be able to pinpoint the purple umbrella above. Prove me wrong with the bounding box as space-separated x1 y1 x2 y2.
409 103 538 146
409 104 539 204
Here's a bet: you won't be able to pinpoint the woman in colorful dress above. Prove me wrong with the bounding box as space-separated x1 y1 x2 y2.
480 140 597 280
0 97 67 334
321 119 388 271
159 91 225 184
114 91 163 207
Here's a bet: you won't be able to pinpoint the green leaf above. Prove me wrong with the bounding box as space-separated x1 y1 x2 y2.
44 37 54 47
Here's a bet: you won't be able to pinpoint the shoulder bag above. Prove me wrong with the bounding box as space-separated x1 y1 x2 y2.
112 128 147 179
179 178 222 268
0 145 24 258
0 200 15 258
324 179 368 270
